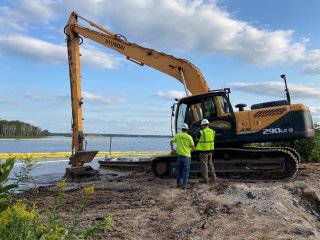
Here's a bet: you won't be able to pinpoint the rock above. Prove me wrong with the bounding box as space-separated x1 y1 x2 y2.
202 222 210 229
302 189 320 217
108 173 118 177
291 224 314 237
284 181 308 193
303 190 320 202
246 191 255 199
294 181 308 190
292 198 299 207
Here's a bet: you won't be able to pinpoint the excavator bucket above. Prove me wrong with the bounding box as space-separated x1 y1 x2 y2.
65 150 99 179
68 150 99 166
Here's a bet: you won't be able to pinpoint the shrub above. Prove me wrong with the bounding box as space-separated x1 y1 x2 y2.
0 158 18 213
0 158 114 239
41 180 113 239
0 201 45 240
252 123 320 163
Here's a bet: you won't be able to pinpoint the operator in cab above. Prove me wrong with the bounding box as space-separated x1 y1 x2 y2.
170 123 195 189
196 119 217 183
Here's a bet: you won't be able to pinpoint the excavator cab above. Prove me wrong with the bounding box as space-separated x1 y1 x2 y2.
176 89 236 143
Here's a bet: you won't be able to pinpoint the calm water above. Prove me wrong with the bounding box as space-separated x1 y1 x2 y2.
2 136 171 187
0 136 171 153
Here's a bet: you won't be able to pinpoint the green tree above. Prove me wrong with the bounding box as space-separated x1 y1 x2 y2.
0 120 50 137
309 123 320 162
260 123 320 163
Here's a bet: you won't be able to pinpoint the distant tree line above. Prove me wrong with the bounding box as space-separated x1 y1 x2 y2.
0 120 49 137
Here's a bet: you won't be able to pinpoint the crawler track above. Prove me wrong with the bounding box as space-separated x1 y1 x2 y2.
152 147 299 180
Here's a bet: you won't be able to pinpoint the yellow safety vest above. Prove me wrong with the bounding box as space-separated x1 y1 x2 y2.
196 127 215 151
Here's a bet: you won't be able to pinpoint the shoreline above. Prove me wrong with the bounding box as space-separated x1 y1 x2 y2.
0 151 168 160
0 134 172 139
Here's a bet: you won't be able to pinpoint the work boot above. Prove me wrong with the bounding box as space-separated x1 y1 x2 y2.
210 178 217 183
199 179 209 184
210 173 217 182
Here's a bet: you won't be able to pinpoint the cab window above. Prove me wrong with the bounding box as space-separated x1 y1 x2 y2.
176 103 187 133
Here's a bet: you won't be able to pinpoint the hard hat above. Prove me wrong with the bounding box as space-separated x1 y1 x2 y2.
182 123 189 129
201 119 210 125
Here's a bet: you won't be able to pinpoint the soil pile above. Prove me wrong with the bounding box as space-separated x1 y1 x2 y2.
20 163 320 239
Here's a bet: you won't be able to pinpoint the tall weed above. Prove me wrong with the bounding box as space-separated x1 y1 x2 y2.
0 158 18 213
0 158 113 239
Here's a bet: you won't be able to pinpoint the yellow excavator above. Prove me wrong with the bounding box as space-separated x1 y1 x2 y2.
64 12 314 179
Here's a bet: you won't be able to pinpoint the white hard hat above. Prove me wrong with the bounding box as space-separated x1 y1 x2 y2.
201 119 210 125
182 123 189 129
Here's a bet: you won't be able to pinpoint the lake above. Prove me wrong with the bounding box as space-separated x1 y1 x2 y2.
1 136 171 187
0 136 171 153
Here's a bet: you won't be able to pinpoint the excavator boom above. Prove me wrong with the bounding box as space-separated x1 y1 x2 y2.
64 11 209 175
66 12 209 95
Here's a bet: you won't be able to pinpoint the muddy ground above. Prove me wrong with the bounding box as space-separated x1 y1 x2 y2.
19 163 320 240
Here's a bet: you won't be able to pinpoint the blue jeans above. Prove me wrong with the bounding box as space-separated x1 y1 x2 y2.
176 155 191 187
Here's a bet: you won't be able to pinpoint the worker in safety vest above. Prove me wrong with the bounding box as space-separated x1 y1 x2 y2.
196 119 217 183
170 123 195 189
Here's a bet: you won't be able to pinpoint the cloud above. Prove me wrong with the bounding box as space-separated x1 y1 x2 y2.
1 0 320 74
82 92 127 105
23 91 127 105
80 42 121 69
24 92 70 106
310 107 320 115
0 6 28 33
0 98 19 105
0 1 59 35
302 50 320 75
156 90 187 100
12 0 57 21
310 106 320 112
0 35 65 63
24 92 53 100
228 82 320 99
310 107 320 123
56 0 314 68
0 35 120 68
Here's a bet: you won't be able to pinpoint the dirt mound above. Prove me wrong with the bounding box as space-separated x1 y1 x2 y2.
20 163 320 239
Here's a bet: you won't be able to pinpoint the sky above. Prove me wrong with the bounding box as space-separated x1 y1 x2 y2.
0 0 319 135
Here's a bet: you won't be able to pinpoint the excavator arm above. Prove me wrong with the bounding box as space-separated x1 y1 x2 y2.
66 12 209 95
64 12 209 171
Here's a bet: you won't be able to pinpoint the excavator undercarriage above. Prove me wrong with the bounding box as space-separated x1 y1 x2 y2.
152 146 299 180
